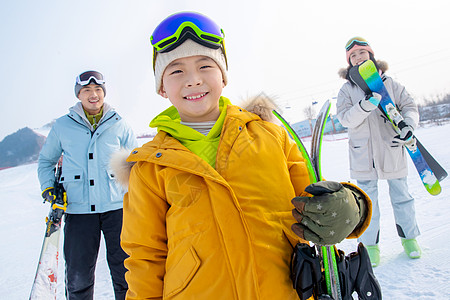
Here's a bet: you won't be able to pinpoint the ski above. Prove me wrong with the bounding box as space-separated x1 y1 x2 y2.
274 106 342 300
30 158 66 300
310 100 342 300
416 139 447 182
348 60 445 196
274 108 381 299
273 110 318 183
348 60 447 182
311 100 331 182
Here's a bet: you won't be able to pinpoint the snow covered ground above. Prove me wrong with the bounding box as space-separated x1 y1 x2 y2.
1 123 449 299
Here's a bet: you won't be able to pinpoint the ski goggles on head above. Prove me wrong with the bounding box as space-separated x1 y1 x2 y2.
151 12 225 53
150 12 227 70
345 37 370 51
76 71 105 86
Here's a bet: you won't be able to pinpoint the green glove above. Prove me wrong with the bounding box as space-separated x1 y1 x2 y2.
291 181 366 245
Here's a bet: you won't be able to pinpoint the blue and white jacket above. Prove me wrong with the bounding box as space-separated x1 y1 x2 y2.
38 102 138 214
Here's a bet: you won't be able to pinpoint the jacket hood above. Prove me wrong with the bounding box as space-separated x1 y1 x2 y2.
338 60 389 79
70 102 114 131
110 94 280 187
239 93 281 124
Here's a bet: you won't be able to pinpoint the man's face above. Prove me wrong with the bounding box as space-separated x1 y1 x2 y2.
159 55 224 122
78 83 104 115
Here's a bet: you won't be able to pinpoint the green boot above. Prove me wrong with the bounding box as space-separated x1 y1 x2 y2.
401 238 421 259
365 244 380 267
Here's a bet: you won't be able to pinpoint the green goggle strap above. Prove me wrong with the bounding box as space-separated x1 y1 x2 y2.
152 21 224 52
152 38 228 72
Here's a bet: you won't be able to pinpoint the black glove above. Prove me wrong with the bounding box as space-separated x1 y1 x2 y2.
291 181 366 245
43 186 67 224
41 187 56 203
393 120 414 144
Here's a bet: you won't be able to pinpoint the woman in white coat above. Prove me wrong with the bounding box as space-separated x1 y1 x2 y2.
336 37 421 267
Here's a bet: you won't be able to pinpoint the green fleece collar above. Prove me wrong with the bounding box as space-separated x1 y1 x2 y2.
84 107 103 129
149 96 231 167
150 96 231 141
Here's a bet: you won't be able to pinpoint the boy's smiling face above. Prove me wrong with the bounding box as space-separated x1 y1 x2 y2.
159 55 224 122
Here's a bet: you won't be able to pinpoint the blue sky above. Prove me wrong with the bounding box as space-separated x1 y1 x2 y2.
1 0 449 139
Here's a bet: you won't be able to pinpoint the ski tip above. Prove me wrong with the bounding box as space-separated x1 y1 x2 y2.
426 182 442 196
437 172 448 182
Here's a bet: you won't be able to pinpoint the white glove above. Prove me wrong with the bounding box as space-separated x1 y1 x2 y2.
393 120 414 144
359 92 382 112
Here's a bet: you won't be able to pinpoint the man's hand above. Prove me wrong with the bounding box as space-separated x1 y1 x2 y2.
42 187 56 203
359 92 381 112
291 181 365 245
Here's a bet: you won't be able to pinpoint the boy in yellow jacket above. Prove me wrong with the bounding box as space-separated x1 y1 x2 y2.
118 12 372 299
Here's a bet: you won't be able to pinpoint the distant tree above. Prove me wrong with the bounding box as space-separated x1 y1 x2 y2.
418 93 450 122
303 105 316 134
420 93 450 106
303 105 316 120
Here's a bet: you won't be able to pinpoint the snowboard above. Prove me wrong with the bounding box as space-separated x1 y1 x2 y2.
30 158 66 299
348 60 446 196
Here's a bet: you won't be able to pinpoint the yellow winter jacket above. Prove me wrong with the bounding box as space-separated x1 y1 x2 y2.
121 103 367 299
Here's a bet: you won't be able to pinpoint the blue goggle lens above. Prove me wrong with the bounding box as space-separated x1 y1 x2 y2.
151 12 224 52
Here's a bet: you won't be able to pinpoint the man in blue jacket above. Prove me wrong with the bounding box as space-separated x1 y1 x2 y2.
38 70 138 300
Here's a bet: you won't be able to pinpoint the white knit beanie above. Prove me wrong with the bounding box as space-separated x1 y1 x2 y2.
154 39 228 93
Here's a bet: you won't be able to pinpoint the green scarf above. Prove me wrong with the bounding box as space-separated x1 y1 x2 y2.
150 97 231 167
